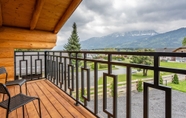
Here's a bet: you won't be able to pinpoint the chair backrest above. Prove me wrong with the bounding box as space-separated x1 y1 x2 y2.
0 67 7 74
0 83 11 110
0 83 10 96
0 67 8 83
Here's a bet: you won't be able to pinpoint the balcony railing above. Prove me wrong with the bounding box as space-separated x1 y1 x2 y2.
14 51 186 118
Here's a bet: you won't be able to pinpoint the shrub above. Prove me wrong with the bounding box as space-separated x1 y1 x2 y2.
112 56 117 60
110 82 114 97
90 63 115 69
121 57 125 60
172 74 179 84
99 64 115 69
91 63 94 69
80 88 86 102
103 56 108 60
99 64 108 68
159 75 163 85
91 63 100 69
110 82 117 97
137 79 143 92
79 89 84 102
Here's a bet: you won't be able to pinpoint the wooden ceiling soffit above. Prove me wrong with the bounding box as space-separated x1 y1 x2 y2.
54 0 82 34
30 0 46 30
0 2 2 26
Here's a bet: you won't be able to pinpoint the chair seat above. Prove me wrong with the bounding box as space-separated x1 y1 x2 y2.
0 93 37 112
5 79 26 86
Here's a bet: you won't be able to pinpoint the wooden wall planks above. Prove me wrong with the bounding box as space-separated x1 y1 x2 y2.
0 41 56 49
0 48 14 83
0 27 56 81
0 27 56 43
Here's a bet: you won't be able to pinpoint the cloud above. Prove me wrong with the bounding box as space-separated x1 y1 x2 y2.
55 0 186 50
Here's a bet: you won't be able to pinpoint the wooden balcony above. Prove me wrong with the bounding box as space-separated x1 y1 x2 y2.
11 51 186 117
0 79 96 118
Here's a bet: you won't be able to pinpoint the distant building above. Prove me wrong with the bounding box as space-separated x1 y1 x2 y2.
155 48 176 61
157 47 186 62
173 47 186 62
155 48 175 52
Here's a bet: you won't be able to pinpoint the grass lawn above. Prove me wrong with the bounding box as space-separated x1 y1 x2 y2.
168 80 186 93
160 61 186 69
123 58 131 63
98 70 170 85
98 61 186 85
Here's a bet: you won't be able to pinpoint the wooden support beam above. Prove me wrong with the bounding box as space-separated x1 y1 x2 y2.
0 2 2 26
0 27 56 43
30 0 45 30
54 0 82 34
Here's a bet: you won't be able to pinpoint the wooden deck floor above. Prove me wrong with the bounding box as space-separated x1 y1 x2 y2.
0 79 96 118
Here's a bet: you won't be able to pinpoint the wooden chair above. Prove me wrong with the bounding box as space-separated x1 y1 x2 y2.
0 83 41 118
0 67 27 94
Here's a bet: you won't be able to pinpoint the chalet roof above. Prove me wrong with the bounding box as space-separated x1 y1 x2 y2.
0 0 82 34
154 48 176 52
173 47 186 52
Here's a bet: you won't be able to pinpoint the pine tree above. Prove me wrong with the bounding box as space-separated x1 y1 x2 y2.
182 37 186 46
64 22 81 51
159 75 163 85
172 74 179 84
137 79 143 92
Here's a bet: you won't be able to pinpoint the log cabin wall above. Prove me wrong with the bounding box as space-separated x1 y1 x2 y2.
0 48 14 83
0 27 57 83
0 27 57 49
0 0 82 82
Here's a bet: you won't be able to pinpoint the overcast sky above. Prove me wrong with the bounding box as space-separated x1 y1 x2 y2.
54 0 186 49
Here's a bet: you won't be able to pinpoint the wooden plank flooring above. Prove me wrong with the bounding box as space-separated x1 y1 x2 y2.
0 79 96 118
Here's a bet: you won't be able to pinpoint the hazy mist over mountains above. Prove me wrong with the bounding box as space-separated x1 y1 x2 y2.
80 28 186 49
53 28 186 50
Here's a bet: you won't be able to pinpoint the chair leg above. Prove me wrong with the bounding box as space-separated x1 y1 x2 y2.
25 82 27 95
20 85 22 93
22 105 25 118
38 98 41 118
2 94 5 101
6 110 9 118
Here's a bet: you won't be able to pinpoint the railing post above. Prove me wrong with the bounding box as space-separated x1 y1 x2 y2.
108 54 112 74
75 53 79 105
154 54 159 86
143 82 149 118
14 51 17 80
64 57 67 91
94 62 98 114
56 54 59 85
126 66 131 118
30 55 33 80
44 51 47 78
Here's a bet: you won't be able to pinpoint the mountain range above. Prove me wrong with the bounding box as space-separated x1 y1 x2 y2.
80 28 186 49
